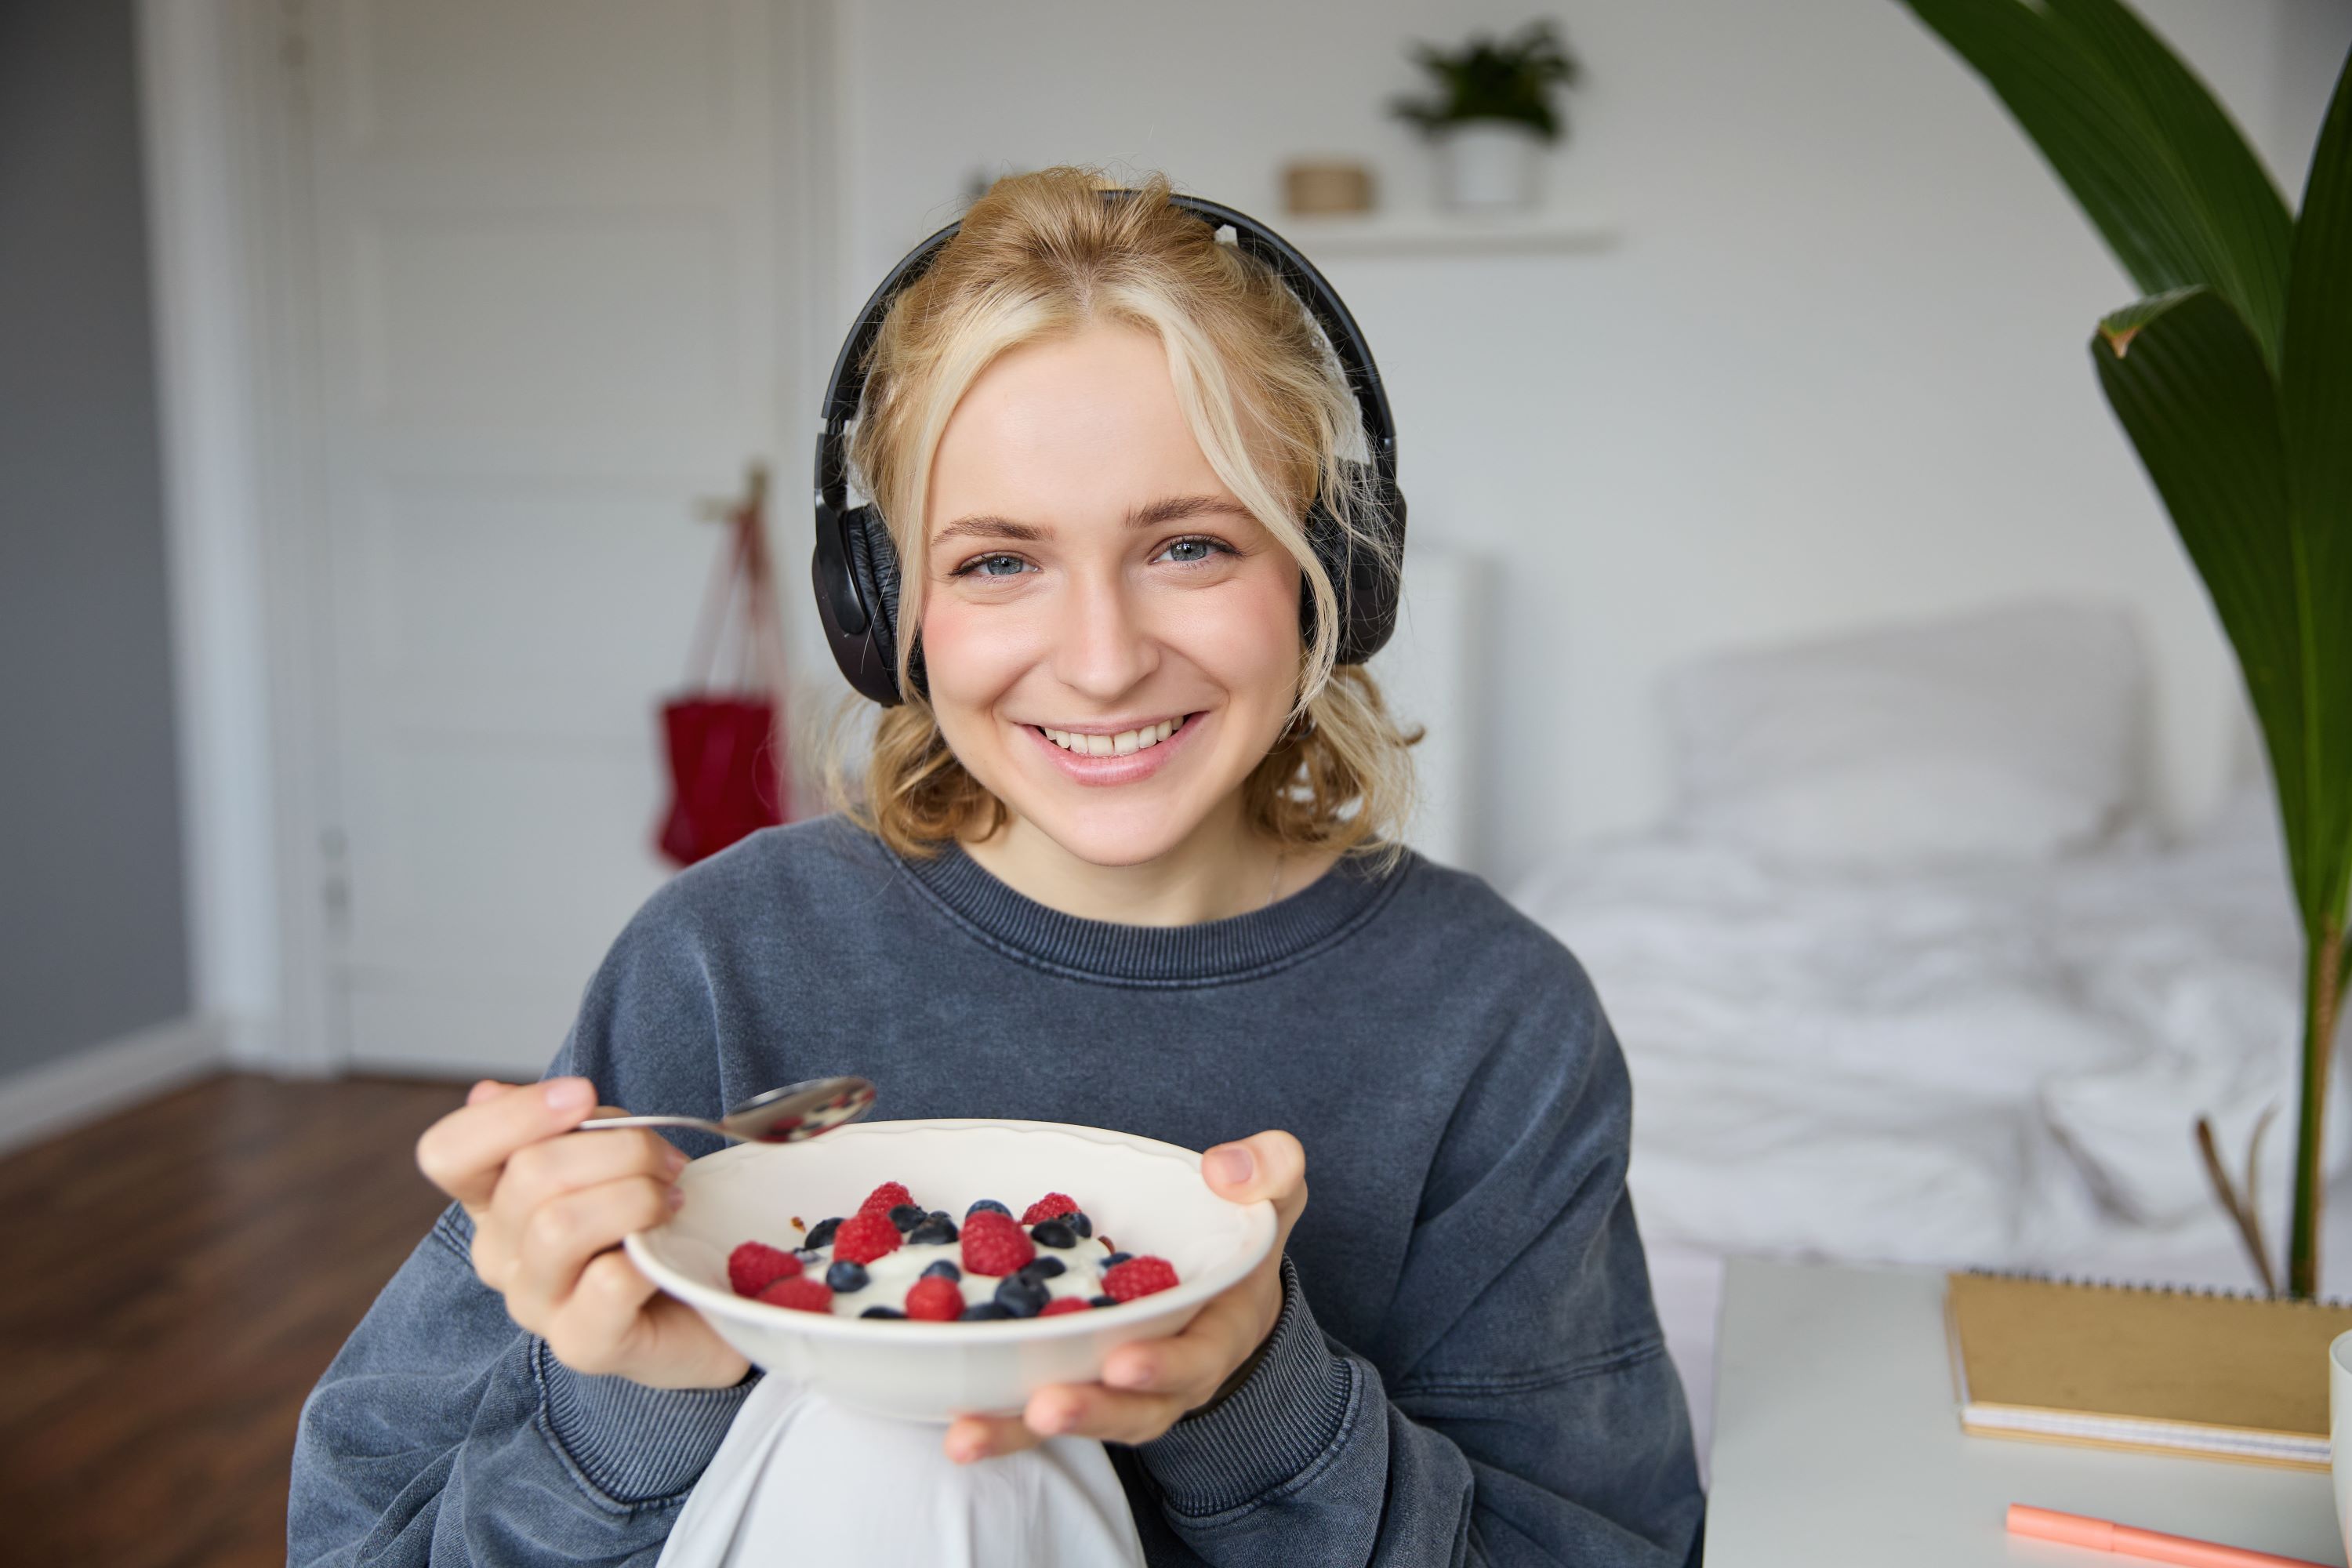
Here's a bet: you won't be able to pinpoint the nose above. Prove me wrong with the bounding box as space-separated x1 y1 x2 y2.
1047 565 1157 700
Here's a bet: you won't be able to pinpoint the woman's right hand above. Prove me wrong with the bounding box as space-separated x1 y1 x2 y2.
415 1076 750 1390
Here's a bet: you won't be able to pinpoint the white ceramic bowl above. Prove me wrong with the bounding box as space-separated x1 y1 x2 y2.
626 1117 1276 1422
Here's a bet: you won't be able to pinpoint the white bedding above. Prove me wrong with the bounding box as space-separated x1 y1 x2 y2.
1509 789 2347 1277
1512 789 2352 1469
1497 599 2349 1465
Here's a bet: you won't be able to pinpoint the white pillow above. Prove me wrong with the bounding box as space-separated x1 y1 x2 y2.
1663 601 2147 869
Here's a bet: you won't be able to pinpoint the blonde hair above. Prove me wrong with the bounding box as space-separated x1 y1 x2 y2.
818 166 1421 872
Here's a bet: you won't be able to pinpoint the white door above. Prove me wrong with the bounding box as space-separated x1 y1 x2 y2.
298 0 804 1076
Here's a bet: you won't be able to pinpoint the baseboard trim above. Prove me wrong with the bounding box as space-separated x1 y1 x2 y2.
0 1014 230 1156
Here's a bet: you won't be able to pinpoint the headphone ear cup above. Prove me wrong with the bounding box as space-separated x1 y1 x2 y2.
838 506 903 704
1346 474 1405 664
1301 466 1406 666
844 506 928 702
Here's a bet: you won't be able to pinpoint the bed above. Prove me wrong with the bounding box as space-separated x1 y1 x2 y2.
1498 600 2351 1460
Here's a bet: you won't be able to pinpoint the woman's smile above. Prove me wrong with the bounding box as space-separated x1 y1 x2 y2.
1021 710 1203 787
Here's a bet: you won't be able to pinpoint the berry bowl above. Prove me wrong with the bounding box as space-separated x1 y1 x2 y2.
624 1117 1277 1422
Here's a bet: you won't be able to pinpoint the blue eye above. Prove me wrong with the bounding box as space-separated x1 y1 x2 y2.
959 554 1029 578
1161 536 1229 565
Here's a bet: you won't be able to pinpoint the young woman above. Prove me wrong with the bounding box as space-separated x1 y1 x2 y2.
289 167 1704 1566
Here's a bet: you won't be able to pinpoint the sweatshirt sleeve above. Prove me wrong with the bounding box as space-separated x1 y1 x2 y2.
288 882 758 1565
1128 947 1706 1566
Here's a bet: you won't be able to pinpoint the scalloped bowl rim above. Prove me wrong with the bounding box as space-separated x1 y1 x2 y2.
625 1117 1276 1343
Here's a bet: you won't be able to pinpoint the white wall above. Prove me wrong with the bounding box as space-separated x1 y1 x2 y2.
818 0 2351 874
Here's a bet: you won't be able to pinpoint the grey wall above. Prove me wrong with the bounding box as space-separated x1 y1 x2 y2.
0 0 191 1076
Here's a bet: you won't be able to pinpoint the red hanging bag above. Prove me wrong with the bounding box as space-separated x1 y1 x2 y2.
655 466 793 866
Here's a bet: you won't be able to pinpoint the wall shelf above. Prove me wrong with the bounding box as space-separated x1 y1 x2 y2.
1273 206 1621 260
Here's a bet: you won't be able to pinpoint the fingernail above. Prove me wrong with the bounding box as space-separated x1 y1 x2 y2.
667 1185 686 1210
1107 1358 1151 1389
1208 1145 1254 1185
949 1437 982 1464
545 1078 593 1112
662 1144 689 1174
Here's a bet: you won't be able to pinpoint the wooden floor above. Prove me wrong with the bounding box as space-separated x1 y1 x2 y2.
0 1073 466 1568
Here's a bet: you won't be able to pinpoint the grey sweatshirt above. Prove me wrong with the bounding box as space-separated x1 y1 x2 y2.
288 813 1704 1565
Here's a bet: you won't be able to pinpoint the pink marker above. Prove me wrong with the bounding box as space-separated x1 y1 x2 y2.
2006 1504 2332 1568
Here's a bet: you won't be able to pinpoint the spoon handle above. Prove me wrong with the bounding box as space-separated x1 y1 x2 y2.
575 1113 733 1139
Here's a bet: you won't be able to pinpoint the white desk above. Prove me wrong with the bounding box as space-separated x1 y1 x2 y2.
1704 1259 2344 1566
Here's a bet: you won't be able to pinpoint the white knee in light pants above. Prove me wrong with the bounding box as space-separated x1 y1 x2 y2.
657 1372 1147 1567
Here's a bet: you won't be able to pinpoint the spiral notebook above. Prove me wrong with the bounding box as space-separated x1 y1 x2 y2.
1944 1269 2352 1470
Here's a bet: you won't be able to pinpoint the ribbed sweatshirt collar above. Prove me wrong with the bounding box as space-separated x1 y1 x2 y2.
885 835 1411 985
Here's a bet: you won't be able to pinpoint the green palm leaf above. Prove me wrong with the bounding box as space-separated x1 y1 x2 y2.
2279 52 2352 926
1900 0 2351 1296
2090 291 2309 882
2041 0 2292 358
1901 0 2290 366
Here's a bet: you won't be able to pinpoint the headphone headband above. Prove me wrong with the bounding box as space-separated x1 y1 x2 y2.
811 186 1406 705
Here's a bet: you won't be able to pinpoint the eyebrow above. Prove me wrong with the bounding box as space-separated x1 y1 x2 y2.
931 493 1246 548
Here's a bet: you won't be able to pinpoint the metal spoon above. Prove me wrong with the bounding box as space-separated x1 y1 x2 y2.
578 1074 877 1145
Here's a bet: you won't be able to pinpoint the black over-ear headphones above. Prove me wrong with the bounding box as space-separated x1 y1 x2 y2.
810 188 1407 706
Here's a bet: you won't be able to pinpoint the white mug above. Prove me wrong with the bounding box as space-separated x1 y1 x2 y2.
2330 1328 2352 1556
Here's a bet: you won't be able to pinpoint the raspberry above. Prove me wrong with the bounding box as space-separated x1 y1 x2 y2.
904 1276 963 1322
831 1210 902 1265
1019 1192 1080 1225
757 1276 833 1314
1038 1297 1091 1316
1102 1256 1179 1301
961 1220 1036 1276
858 1181 914 1215
728 1241 802 1298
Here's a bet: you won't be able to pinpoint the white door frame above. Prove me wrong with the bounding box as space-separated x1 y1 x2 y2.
136 0 846 1076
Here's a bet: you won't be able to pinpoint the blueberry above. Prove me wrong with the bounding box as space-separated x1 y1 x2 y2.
959 1301 1013 1321
1018 1256 1065 1281
804 1217 842 1250
887 1203 926 1232
993 1275 1051 1318
927 1210 952 1224
1088 1294 1118 1308
1064 1210 1093 1239
1100 1251 1132 1269
860 1305 906 1319
1029 1219 1077 1249
793 1247 826 1265
965 1199 1011 1219
921 1259 963 1282
908 1217 959 1246
826 1260 869 1293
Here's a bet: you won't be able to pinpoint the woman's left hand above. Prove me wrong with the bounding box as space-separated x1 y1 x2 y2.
943 1129 1306 1463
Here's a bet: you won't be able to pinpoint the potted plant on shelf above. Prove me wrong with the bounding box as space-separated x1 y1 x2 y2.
1893 0 2350 1298
1389 19 1584 212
